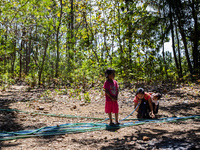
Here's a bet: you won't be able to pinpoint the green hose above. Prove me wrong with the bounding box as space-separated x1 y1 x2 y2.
0 108 104 120
1 109 199 141
0 108 139 121
0 115 199 141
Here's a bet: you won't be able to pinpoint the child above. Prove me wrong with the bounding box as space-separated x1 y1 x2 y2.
133 88 155 119
149 92 162 114
103 68 119 126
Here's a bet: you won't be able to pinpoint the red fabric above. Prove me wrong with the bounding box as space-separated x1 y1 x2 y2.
105 101 119 113
133 92 151 103
103 80 119 101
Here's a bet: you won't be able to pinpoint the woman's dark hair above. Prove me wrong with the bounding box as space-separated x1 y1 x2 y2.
105 68 115 78
136 88 145 96
154 93 162 100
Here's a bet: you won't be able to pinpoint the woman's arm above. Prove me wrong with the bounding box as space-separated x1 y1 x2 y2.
134 99 141 111
148 98 155 118
134 102 139 112
154 105 157 111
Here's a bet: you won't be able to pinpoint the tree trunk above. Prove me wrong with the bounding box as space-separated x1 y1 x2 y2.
4 27 8 74
161 27 168 78
117 1 123 75
70 0 74 51
169 5 180 77
38 40 49 86
176 0 193 75
55 0 63 78
26 35 31 74
19 40 24 78
191 0 199 75
66 0 74 80
175 24 182 78
126 2 133 76
178 21 193 75
11 41 16 74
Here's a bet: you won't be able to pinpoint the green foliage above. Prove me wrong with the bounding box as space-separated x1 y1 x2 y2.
78 95 82 101
84 92 91 103
0 0 198 88
25 73 37 87
41 89 51 98
0 73 15 88
55 88 67 95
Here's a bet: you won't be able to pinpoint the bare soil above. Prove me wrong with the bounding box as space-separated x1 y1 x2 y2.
0 83 200 150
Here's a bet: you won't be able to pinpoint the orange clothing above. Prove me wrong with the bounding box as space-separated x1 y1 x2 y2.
133 92 151 103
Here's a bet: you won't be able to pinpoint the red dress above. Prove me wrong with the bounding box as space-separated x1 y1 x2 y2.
103 80 119 113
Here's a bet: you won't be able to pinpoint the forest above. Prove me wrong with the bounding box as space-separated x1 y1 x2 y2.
0 0 200 149
0 0 199 89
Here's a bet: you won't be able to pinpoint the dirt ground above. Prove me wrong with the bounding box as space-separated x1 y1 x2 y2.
0 82 200 150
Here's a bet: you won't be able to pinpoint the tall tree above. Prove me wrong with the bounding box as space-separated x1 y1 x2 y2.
169 2 180 77
190 0 199 75
55 0 63 78
174 0 193 75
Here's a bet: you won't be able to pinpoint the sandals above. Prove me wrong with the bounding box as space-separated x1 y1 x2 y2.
109 122 120 126
115 122 120 125
109 123 115 126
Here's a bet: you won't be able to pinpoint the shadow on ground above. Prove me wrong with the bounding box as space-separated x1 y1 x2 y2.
0 88 56 149
100 125 200 150
0 98 22 149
